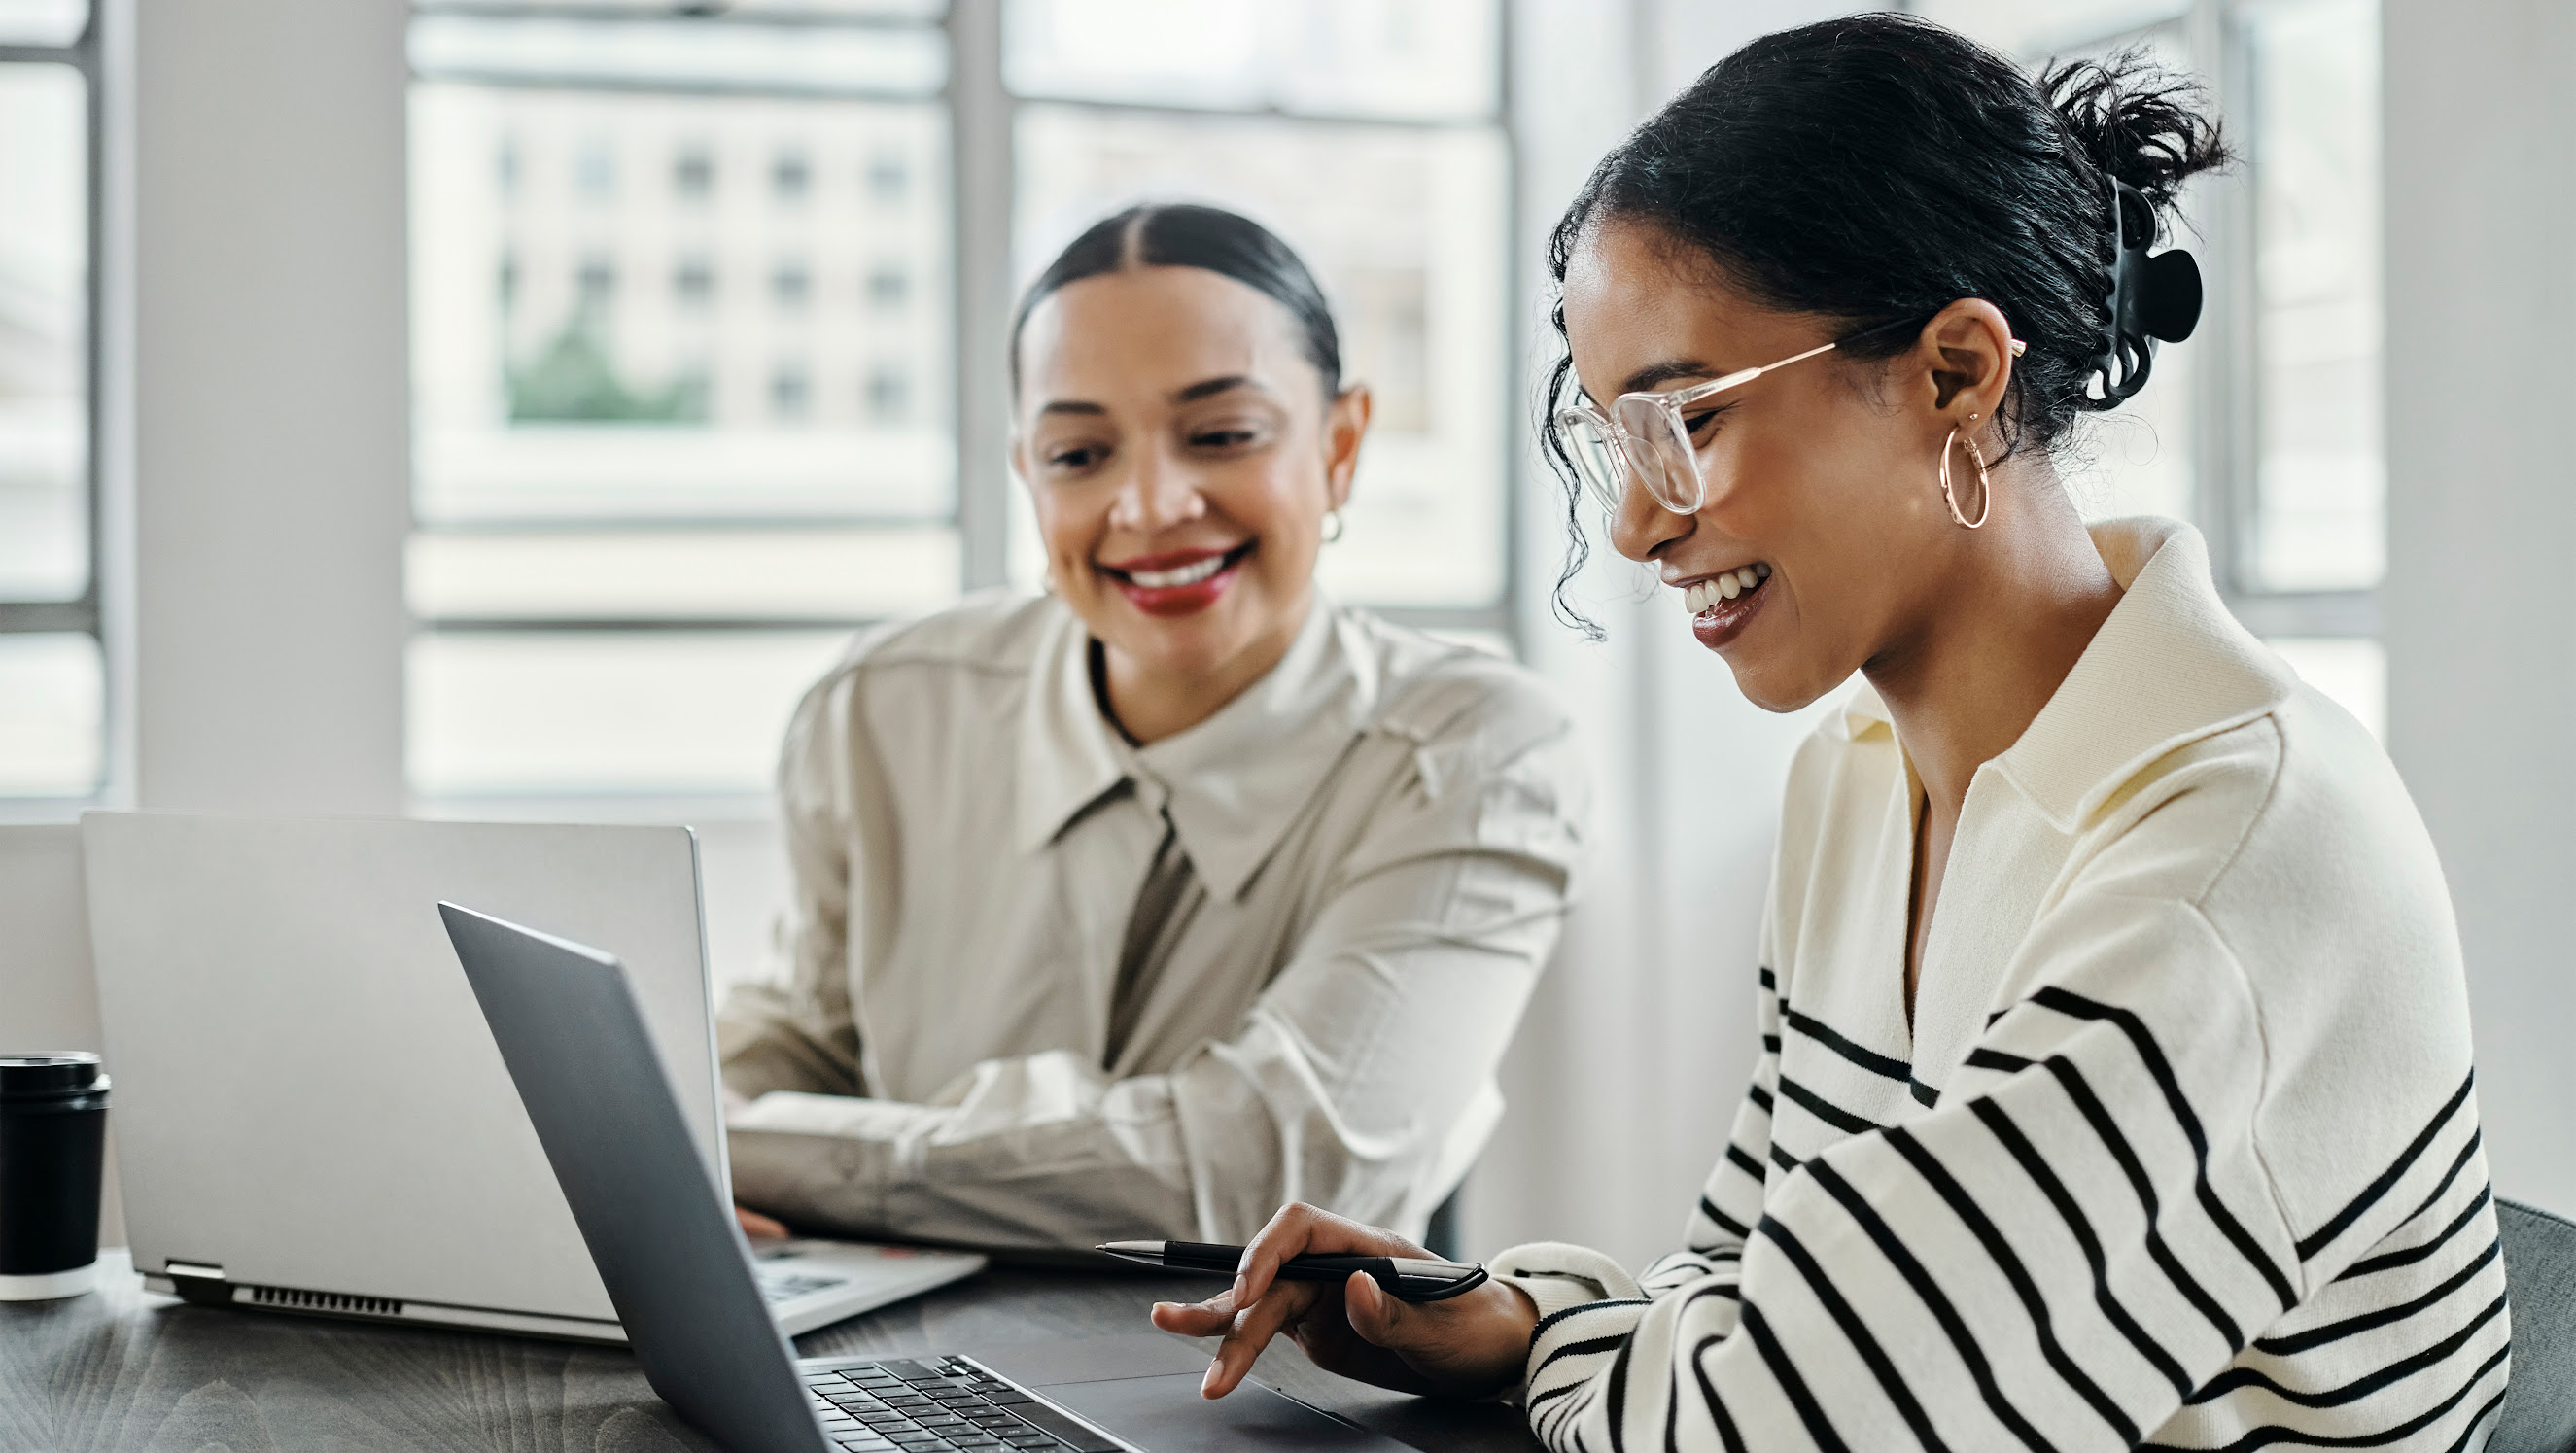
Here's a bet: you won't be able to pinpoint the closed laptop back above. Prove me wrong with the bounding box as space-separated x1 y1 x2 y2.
440 903 827 1453
82 813 719 1327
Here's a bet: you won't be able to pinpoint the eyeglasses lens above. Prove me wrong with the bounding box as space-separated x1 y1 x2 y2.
1557 411 1627 513
1613 395 1702 514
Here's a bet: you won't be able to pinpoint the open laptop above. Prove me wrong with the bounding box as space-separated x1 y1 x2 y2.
441 902 1409 1453
81 812 982 1341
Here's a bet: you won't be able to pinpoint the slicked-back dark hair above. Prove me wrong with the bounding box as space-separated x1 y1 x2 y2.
1542 12 2230 632
1010 202 1342 398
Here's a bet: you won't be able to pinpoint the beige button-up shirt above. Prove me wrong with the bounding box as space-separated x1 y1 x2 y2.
718 591 1586 1249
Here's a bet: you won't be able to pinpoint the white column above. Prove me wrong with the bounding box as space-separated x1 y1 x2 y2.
2382 0 2576 1214
129 0 410 815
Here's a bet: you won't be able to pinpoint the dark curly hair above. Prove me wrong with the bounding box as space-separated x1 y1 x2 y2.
1541 12 2231 634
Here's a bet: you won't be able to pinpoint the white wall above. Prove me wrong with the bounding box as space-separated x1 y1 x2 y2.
2381 0 2576 1216
130 0 410 816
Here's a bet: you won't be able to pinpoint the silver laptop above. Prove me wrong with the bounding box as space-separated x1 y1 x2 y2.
80 812 983 1341
441 902 1407 1453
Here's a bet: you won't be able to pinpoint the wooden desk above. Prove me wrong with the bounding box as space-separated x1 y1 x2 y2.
0 1254 1542 1451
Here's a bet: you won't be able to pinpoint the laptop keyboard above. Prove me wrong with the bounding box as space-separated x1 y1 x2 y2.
803 1356 1120 1453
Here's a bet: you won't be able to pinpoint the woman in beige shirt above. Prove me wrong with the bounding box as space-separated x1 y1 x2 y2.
717 204 1587 1251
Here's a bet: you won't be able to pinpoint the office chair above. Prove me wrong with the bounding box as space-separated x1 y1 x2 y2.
2494 1197 2576 1453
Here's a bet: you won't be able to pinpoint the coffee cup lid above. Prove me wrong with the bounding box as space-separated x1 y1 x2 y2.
0 1054 107 1099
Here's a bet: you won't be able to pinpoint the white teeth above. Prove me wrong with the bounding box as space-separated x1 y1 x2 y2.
1679 565 1770 616
1125 555 1230 589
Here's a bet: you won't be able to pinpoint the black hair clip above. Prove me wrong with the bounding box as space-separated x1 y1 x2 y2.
2095 179 2205 402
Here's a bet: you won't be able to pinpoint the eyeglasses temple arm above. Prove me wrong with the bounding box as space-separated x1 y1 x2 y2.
1710 338 1842 396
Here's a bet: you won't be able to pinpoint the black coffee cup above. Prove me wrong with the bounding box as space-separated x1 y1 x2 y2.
0 1054 109 1300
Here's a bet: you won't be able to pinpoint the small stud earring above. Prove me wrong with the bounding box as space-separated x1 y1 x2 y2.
1321 508 1344 544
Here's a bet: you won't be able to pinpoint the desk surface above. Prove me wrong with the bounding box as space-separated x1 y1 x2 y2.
0 1253 1541 1452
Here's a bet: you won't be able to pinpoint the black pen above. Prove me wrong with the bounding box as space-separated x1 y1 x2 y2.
1097 1239 1489 1302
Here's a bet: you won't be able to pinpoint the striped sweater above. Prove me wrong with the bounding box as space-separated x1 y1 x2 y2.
1493 521 2508 1453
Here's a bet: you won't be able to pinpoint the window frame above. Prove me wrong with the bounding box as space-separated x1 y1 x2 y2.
2189 0 2381 640
1991 0 2380 640
0 9 110 808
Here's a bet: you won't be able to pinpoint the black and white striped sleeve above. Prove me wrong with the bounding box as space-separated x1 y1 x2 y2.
1512 898 2352 1453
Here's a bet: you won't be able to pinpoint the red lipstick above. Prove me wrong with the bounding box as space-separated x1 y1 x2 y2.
1097 541 1255 618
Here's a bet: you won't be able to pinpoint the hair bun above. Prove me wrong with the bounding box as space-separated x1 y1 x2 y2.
2040 50 2233 224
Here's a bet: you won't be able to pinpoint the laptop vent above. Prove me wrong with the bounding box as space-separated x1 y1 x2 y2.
246 1284 405 1317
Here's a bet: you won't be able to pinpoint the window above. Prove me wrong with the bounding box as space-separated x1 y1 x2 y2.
404 0 1510 800
408 1 956 798
771 147 811 202
1917 0 2385 736
673 254 713 307
770 362 810 420
0 3 104 799
2242 0 2383 594
771 258 810 311
867 150 909 205
673 145 713 200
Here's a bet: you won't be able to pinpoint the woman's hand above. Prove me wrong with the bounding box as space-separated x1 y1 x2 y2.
736 1204 789 1239
1148 1203 1538 1401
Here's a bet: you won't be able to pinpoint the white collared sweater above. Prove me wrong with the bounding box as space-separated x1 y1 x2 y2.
1493 520 2508 1453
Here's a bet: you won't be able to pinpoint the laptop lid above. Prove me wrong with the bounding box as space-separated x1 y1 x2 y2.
83 813 719 1328
440 902 828 1453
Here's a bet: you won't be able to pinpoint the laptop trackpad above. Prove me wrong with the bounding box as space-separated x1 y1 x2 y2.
1041 1372 1406 1452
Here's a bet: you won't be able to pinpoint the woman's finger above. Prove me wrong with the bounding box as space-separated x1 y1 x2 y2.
1231 1202 1419 1311
1201 1278 1323 1399
1228 1202 1318 1311
1342 1269 1406 1347
1148 1292 1234 1338
735 1204 789 1240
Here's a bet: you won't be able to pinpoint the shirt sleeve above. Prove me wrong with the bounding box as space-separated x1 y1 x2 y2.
1508 893 2302 1453
723 700 1587 1248
714 664 868 1101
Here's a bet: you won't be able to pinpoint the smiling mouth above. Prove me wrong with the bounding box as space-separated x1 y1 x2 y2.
1682 561 1771 616
1096 539 1258 617
1097 540 1257 588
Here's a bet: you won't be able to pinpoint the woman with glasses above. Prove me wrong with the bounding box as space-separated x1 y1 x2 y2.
715 203 1585 1252
1163 17 2507 1450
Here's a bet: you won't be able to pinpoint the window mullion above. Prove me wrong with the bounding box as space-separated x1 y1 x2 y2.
947 0 1013 592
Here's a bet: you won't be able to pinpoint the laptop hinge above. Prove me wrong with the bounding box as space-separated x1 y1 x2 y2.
162 1260 234 1308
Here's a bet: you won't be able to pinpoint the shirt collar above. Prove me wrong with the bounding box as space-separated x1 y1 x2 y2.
1834 518 2295 830
1015 595 1375 900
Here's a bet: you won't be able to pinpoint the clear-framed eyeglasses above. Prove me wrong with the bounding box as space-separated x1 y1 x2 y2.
1554 317 2024 516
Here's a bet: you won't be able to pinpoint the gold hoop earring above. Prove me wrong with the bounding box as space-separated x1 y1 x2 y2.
1321 508 1344 544
1939 420 1993 530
